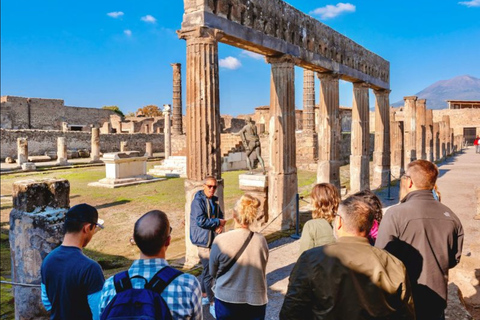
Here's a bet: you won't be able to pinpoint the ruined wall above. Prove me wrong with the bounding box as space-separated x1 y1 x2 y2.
0 129 164 160
432 108 480 135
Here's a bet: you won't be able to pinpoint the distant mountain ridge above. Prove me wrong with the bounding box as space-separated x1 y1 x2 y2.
392 75 480 109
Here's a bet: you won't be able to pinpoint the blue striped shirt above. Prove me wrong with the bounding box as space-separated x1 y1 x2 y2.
99 259 203 320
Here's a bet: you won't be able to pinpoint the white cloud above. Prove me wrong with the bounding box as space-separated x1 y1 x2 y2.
219 56 242 70
240 50 263 60
310 3 356 20
141 15 157 23
107 11 124 18
459 0 480 7
124 29 132 37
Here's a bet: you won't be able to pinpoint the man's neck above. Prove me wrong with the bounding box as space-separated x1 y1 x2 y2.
61 234 84 249
139 250 166 260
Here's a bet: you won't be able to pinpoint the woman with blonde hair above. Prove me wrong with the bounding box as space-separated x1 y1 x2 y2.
209 194 269 320
299 183 340 254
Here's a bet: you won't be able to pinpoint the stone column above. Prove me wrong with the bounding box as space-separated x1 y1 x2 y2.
426 109 434 161
433 122 440 161
302 69 315 132
120 141 128 152
56 137 69 166
439 121 446 159
163 104 172 159
171 63 183 135
316 73 341 189
145 142 153 158
390 109 404 178
17 138 28 165
350 82 370 193
178 27 224 266
443 115 451 155
372 89 391 188
403 96 417 166
90 127 101 163
9 179 70 320
416 99 426 160
266 54 298 231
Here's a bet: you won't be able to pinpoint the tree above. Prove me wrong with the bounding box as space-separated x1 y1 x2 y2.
102 106 124 117
137 105 162 117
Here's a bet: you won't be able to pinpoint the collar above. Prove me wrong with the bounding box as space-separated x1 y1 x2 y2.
130 258 169 268
401 189 435 203
336 236 370 245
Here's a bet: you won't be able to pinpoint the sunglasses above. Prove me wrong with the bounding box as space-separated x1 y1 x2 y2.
205 184 217 189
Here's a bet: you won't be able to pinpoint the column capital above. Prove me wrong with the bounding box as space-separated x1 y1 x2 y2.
265 54 296 65
373 88 391 95
352 81 370 89
404 95 418 101
177 26 224 43
171 62 181 68
316 72 340 81
417 98 427 106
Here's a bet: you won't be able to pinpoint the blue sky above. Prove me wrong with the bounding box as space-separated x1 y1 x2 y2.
1 0 479 116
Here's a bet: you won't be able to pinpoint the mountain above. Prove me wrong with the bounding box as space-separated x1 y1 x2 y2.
391 75 480 109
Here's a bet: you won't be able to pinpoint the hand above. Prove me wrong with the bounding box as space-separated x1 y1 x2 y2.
215 226 224 234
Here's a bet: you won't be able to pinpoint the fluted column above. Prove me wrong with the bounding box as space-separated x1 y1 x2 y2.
266 54 297 231
390 109 404 178
403 96 417 166
171 63 183 135
416 99 426 160
372 89 391 188
350 82 370 193
316 72 341 189
302 69 315 132
426 109 433 161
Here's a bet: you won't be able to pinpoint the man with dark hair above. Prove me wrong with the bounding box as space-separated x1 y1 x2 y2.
190 176 225 315
99 210 202 319
41 203 105 320
280 196 414 319
376 159 464 320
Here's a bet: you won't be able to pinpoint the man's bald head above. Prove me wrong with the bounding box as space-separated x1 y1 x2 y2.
133 210 170 256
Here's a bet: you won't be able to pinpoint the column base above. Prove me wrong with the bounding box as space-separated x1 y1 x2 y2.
266 172 297 233
349 155 369 193
372 166 390 189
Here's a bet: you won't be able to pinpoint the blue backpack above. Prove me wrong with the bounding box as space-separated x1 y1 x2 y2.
100 266 183 320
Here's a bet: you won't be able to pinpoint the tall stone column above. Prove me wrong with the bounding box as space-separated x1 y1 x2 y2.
433 122 440 161
316 73 341 189
145 142 153 157
403 96 417 166
443 115 451 155
56 137 69 166
171 63 183 135
350 82 370 193
178 27 224 267
266 55 298 231
17 138 28 165
90 127 101 163
163 104 172 159
439 121 446 159
426 109 434 161
390 110 404 178
302 69 315 132
9 179 69 320
416 99 426 160
372 89 391 188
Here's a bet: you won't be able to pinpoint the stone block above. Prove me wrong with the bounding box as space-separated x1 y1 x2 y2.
13 179 70 213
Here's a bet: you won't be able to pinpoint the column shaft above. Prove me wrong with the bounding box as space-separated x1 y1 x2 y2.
403 96 417 166
171 63 183 135
163 106 172 159
433 122 440 161
90 128 101 163
372 89 391 188
390 110 404 178
426 109 433 161
302 69 315 132
416 99 426 160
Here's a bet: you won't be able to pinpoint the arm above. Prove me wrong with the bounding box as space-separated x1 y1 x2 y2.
298 221 314 255
374 209 399 250
98 277 115 318
88 291 102 320
41 283 52 311
209 240 220 278
191 196 220 230
190 277 203 320
451 222 464 268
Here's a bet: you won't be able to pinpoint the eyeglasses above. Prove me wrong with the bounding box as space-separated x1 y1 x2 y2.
205 184 217 189
401 174 411 179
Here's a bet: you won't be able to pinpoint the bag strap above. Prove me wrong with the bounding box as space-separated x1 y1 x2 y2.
113 271 132 293
146 266 183 294
217 231 254 279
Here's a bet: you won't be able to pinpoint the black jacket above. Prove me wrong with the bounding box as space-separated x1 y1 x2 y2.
189 190 223 248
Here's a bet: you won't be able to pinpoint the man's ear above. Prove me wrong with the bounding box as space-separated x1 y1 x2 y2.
164 235 171 248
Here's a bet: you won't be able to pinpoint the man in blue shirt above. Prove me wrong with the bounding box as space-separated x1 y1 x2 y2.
41 203 105 320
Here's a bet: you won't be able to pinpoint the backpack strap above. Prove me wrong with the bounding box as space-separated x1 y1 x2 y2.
146 266 183 294
113 271 132 293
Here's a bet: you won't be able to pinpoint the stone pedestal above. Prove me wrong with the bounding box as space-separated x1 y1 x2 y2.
372 89 390 188
239 174 268 232
90 127 101 163
404 96 417 166
145 142 153 158
163 105 172 159
171 63 183 135
17 138 28 165
10 179 70 320
302 69 315 132
56 137 69 166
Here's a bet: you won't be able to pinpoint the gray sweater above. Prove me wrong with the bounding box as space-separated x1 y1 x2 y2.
209 228 269 305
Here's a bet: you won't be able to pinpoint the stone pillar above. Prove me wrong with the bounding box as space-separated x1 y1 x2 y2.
163 104 172 159
443 115 451 155
439 121 446 159
178 27 224 266
372 89 391 188
433 122 440 161
426 109 434 161
171 63 183 135
120 141 128 152
316 73 341 189
145 142 153 157
403 96 417 166
350 82 370 193
9 179 70 320
17 138 28 165
90 127 101 163
56 137 69 166
266 55 298 231
302 69 315 132
390 109 404 178
416 99 426 160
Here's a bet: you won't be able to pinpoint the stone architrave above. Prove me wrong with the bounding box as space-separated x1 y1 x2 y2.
90 127 101 163
178 27 224 267
426 109 434 161
171 63 183 135
120 141 128 152
390 109 404 178
433 122 440 161
302 69 315 132
17 137 28 165
316 72 341 189
145 142 153 157
416 99 427 160
266 54 298 232
9 179 70 320
403 96 417 166
56 137 69 166
350 82 370 193
163 105 172 159
372 89 391 188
